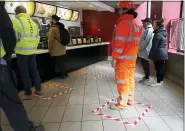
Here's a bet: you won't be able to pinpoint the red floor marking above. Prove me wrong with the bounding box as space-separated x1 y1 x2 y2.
91 98 152 127
33 82 73 100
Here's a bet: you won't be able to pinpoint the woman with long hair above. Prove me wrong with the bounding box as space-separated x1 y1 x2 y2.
149 18 168 87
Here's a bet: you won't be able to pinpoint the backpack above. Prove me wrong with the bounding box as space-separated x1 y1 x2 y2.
58 27 70 46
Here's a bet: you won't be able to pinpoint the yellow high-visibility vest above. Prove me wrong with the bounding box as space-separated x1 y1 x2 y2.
0 38 7 65
12 13 40 55
0 38 6 58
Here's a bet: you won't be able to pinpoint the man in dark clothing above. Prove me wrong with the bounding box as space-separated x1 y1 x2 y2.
0 1 44 131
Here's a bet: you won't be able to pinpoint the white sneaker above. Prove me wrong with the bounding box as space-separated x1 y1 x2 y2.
150 83 162 87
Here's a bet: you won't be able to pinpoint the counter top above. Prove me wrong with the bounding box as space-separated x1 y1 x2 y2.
11 42 110 58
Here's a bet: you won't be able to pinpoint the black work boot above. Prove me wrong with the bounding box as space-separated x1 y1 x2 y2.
29 122 44 131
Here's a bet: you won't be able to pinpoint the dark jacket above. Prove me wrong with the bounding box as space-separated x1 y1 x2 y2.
48 23 66 56
150 27 168 61
0 1 17 61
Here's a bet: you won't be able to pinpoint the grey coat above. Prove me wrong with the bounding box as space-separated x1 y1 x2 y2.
138 24 154 60
150 27 168 61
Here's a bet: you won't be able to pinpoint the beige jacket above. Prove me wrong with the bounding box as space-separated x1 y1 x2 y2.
48 24 66 56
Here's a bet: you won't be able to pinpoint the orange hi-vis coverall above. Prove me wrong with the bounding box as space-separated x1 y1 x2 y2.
112 14 141 108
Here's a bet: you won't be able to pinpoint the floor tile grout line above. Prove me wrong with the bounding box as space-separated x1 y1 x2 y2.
96 64 104 131
80 67 87 131
150 84 183 105
138 88 174 131
39 81 63 125
105 64 128 130
147 86 183 116
57 75 76 131
25 82 52 114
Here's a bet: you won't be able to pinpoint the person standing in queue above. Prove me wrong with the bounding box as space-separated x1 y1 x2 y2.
12 5 42 100
138 18 154 83
0 2 44 131
111 0 141 110
149 18 168 87
48 15 68 79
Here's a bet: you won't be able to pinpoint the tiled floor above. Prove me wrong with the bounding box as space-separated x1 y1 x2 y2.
1 61 184 131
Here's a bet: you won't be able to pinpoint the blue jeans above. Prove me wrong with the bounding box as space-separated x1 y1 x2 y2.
17 54 41 95
0 65 34 131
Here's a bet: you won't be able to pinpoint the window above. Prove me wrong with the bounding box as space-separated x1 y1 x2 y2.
169 2 184 53
169 19 184 52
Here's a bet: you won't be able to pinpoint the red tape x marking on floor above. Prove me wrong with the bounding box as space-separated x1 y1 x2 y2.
91 98 152 127
32 83 73 100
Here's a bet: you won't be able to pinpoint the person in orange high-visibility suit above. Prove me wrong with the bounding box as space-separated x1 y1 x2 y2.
111 0 141 110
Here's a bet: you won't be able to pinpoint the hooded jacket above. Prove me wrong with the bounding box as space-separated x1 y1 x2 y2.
138 24 154 60
48 22 66 56
150 27 168 61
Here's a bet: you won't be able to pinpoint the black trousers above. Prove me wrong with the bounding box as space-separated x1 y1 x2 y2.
52 55 67 77
140 58 150 79
17 54 41 96
154 60 165 83
0 65 34 131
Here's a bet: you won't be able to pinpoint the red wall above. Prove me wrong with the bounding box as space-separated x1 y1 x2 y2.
82 2 147 56
82 10 119 56
135 2 147 26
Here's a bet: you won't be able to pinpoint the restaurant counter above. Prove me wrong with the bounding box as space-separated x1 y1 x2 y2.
10 42 110 90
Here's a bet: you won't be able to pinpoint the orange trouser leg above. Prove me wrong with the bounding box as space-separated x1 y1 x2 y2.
128 63 136 105
115 62 130 107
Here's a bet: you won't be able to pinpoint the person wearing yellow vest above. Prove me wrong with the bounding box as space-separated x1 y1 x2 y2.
12 5 42 100
111 0 141 110
0 1 44 131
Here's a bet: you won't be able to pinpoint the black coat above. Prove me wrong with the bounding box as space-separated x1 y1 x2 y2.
150 27 168 61
0 2 17 60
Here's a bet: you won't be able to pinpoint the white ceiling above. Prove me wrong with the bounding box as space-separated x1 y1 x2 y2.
39 1 115 12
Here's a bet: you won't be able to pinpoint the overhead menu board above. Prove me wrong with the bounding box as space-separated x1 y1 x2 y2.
71 11 79 21
5 1 35 16
34 3 56 18
56 7 72 21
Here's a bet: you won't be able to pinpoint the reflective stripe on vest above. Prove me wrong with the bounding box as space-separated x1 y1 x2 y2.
115 20 139 60
120 94 129 99
129 91 134 100
119 55 137 59
17 18 39 39
15 47 37 51
114 20 140 42
117 80 125 84
113 48 123 53
0 38 7 65
114 35 139 42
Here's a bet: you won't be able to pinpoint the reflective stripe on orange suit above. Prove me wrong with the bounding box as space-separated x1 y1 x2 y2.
112 14 141 107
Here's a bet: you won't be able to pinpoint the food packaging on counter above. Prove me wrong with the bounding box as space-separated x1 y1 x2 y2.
94 37 99 43
86 37 91 44
90 37 94 43
77 37 83 45
83 37 87 44
98 37 102 43
71 38 77 46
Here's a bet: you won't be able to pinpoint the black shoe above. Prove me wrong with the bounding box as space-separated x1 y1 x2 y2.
34 124 44 131
29 122 44 131
58 75 66 79
65 72 68 77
